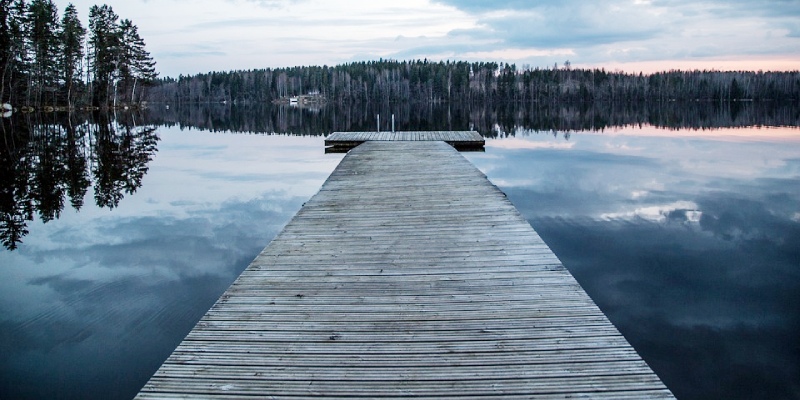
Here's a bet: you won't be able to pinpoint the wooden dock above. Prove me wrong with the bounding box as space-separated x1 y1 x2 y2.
137 139 674 398
325 131 485 152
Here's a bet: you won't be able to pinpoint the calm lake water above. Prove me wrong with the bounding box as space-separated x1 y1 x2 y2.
1 104 799 399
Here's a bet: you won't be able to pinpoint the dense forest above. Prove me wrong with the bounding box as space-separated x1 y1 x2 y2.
0 0 157 109
147 60 800 105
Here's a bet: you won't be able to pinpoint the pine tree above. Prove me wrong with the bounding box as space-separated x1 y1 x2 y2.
27 0 59 106
3 0 31 105
59 3 84 107
88 4 120 106
131 50 157 104
0 0 13 103
2 2 158 108
119 18 156 104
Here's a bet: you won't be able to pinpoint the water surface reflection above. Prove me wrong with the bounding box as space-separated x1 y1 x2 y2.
148 100 800 137
1 113 159 250
465 127 800 399
1 106 799 399
0 124 343 399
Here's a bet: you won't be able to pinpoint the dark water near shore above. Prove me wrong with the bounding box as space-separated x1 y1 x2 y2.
1 102 799 399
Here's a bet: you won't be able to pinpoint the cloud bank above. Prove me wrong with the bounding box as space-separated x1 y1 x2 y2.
55 0 800 77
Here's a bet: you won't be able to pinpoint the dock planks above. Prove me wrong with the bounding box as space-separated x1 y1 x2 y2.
324 130 485 151
137 140 673 399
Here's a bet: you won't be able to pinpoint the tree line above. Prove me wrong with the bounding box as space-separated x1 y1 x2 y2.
0 1 157 109
146 60 800 105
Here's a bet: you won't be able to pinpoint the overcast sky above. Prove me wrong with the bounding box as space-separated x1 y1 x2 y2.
53 0 800 78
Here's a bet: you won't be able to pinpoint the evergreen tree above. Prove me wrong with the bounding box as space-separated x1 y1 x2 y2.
119 18 156 104
0 0 13 103
59 3 84 107
27 0 59 106
2 0 31 105
88 4 120 106
1 2 157 108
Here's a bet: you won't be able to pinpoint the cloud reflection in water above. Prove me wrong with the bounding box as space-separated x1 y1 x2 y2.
467 128 800 400
0 129 343 399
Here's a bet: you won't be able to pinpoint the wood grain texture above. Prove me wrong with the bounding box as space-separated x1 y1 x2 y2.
137 140 673 399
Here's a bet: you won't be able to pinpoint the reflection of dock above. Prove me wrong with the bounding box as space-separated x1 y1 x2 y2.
325 130 485 152
137 137 674 398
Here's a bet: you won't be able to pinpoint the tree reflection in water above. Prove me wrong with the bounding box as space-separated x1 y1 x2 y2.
0 113 159 250
2 99 798 250
144 100 800 138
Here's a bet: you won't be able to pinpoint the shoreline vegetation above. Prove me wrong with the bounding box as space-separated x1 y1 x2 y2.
2 5 799 115
0 1 157 113
148 60 800 107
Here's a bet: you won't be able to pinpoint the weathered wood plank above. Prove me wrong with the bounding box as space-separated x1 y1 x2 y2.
137 391 676 400
136 140 672 399
140 375 670 397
